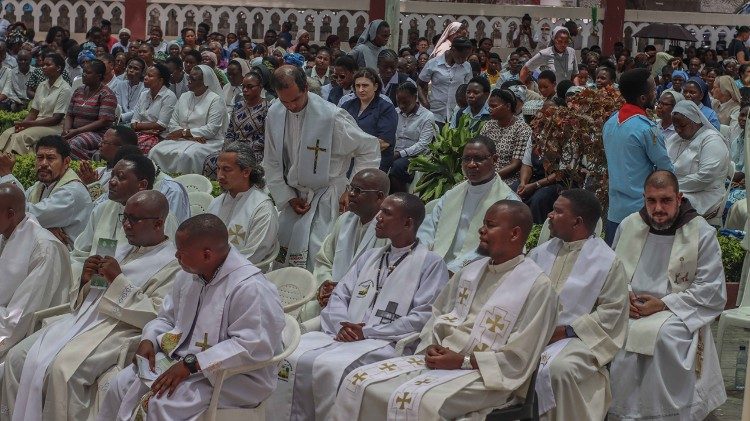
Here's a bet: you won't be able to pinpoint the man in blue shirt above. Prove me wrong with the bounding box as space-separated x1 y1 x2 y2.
603 68 673 244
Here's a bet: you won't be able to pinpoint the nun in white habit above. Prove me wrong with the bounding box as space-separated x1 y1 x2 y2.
665 100 730 219
149 65 228 174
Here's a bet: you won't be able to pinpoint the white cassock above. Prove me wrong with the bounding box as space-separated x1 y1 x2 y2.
97 247 286 421
526 237 628 421
666 127 729 217
298 211 390 321
331 255 559 421
268 241 448 420
3 240 179 421
0 168 92 245
609 211 727 420
207 187 278 264
70 199 179 282
418 176 519 273
88 167 191 224
149 65 228 174
263 92 380 270
0 215 70 363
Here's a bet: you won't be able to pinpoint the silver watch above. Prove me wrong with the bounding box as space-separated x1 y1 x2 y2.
461 355 472 370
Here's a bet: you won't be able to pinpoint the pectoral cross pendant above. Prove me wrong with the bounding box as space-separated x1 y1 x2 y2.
306 139 327 174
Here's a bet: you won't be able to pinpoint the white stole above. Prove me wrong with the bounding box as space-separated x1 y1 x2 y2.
432 178 515 263
331 213 380 282
12 241 177 421
208 188 272 249
616 214 700 355
335 257 543 420
530 236 615 414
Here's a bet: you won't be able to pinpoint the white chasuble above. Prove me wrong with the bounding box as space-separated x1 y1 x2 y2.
527 237 618 415
12 241 177 421
208 187 278 264
263 92 380 270
333 257 548 421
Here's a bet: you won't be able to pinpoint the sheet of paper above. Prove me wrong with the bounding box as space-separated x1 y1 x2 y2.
91 238 118 289
136 352 177 387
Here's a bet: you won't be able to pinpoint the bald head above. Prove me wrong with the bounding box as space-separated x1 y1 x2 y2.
0 183 25 214
177 214 229 250
490 200 533 239
644 170 679 194
127 190 169 219
355 168 390 194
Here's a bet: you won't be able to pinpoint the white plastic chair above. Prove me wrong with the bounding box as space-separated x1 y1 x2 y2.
407 171 423 194
265 267 317 314
256 242 279 273
726 199 747 231
188 191 213 215
27 303 71 337
717 270 750 359
537 217 603 245
174 174 213 194
706 161 735 227
200 314 301 421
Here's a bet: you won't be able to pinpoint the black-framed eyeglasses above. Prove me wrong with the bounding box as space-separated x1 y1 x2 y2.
346 185 381 195
460 155 492 164
118 213 160 225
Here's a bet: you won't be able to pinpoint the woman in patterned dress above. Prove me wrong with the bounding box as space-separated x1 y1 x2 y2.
61 59 117 160
203 71 268 179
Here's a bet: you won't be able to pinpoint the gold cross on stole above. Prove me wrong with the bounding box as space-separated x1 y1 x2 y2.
306 139 327 174
396 392 412 409
195 333 211 351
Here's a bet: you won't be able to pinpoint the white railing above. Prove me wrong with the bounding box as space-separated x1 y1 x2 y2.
1 0 746 54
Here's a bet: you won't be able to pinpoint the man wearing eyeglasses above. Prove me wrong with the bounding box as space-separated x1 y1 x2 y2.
268 192 449 420
418 135 519 274
70 153 178 282
264 65 380 271
3 190 180 421
297 168 391 322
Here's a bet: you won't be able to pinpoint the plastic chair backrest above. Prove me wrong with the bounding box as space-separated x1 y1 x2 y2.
174 174 213 194
188 191 213 214
265 267 316 313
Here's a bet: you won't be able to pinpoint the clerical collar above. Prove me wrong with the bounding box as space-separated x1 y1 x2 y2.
468 175 495 188
130 237 169 255
638 198 699 236
559 237 587 252
200 262 225 285
390 241 418 254
487 254 523 273
467 176 495 192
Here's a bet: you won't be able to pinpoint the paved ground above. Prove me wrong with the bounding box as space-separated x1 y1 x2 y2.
711 324 746 420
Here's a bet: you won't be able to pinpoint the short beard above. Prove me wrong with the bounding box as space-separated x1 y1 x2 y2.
476 245 489 257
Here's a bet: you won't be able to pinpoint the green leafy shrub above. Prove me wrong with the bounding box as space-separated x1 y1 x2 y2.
718 234 744 283
11 154 105 188
408 114 482 202
0 110 29 134
525 224 542 250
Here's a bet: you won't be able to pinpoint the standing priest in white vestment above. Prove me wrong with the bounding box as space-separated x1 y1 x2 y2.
70 154 179 284
149 65 228 174
2 191 180 421
263 65 380 270
299 168 391 321
0 135 92 248
609 170 727 420
208 141 278 265
526 189 628 420
0 184 70 363
98 214 286 421
418 135 519 274
331 200 559 420
268 193 449 420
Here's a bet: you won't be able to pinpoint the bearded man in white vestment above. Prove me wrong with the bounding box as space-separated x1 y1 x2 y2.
2 191 180 421
526 189 628 421
299 168 391 321
263 65 380 270
268 193 449 420
0 135 92 248
77 127 190 223
148 65 228 174
70 154 179 283
418 136 519 274
208 142 278 264
98 214 285 421
331 200 559 421
609 170 727 420
0 184 70 363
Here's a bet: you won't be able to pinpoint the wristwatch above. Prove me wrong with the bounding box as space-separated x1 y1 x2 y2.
183 354 199 374
461 355 473 370
564 325 578 338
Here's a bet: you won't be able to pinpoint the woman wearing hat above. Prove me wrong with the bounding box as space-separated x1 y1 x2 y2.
519 26 577 85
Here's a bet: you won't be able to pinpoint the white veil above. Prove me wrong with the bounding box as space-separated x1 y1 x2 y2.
197 64 224 98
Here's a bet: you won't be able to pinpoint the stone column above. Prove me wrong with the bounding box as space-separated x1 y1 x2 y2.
602 0 625 56
125 0 148 40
